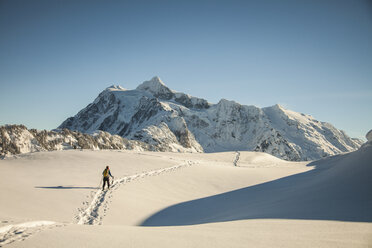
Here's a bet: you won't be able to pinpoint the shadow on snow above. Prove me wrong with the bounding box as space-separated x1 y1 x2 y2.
35 186 99 190
141 148 372 226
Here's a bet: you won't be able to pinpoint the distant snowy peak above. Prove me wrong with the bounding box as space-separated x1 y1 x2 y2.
263 104 362 158
136 76 173 100
136 76 210 109
217 99 241 109
139 76 166 88
366 129 372 142
106 85 127 91
269 104 314 122
59 76 362 161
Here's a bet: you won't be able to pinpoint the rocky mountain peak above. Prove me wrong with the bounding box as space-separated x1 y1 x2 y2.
136 76 174 100
59 77 363 161
106 85 126 91
217 99 240 107
273 103 284 110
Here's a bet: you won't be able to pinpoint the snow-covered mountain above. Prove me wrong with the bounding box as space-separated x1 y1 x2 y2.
59 76 363 161
0 125 158 158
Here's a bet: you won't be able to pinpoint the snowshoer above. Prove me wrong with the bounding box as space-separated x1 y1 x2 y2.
102 166 114 190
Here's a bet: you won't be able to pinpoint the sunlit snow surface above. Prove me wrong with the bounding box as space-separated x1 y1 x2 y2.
0 142 371 247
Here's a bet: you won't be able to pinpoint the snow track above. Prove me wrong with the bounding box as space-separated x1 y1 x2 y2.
233 151 240 166
0 221 58 247
76 160 196 225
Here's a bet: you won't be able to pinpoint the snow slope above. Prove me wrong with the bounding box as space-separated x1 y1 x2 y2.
0 150 187 224
1 142 371 247
59 76 362 161
142 146 372 226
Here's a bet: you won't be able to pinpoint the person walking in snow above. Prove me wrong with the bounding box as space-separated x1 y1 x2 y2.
102 166 114 190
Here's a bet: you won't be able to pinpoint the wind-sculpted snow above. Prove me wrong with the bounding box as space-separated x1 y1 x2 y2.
141 140 372 227
59 76 362 161
0 221 58 246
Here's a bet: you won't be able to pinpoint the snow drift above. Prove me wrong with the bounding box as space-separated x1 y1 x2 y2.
141 140 372 226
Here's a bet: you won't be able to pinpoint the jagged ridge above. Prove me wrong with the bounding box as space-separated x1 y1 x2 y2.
58 76 363 161
0 125 160 158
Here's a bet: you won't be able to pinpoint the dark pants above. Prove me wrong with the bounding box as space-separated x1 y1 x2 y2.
103 177 110 190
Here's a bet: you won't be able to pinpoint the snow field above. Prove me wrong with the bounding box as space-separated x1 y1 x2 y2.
76 160 196 225
0 221 58 247
1 147 371 247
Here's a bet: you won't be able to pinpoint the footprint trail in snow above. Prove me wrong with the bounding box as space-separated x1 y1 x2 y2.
233 151 240 167
0 161 196 246
76 160 196 225
0 221 59 247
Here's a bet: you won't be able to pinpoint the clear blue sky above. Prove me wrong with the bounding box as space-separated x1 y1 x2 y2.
0 0 371 139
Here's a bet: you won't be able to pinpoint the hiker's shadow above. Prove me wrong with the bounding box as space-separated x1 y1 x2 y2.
35 186 99 190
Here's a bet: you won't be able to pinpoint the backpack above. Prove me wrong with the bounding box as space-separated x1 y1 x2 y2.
103 168 109 177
